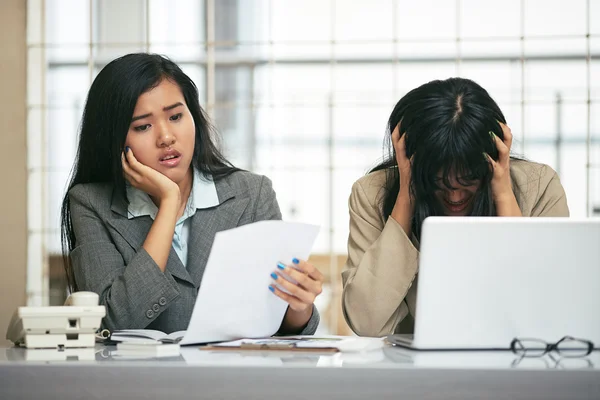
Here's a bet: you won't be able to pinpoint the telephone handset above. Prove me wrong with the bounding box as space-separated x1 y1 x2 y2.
6 291 106 349
63 291 100 306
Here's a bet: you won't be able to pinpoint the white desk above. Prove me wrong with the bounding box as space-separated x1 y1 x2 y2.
1 344 598 399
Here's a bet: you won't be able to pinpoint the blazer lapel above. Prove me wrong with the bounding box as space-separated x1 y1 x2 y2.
108 189 195 286
187 177 251 288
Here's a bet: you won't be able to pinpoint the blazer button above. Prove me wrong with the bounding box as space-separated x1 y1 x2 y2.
152 304 160 312
159 297 167 306
146 309 154 318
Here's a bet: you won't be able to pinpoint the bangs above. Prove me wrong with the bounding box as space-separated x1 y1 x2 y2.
434 150 491 191
412 127 496 194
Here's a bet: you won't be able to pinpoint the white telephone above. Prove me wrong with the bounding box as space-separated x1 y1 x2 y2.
6 291 106 349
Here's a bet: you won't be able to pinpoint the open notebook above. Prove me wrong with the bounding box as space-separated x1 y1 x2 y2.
110 329 187 344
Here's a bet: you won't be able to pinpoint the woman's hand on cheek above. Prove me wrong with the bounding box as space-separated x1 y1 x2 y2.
269 258 324 333
122 147 180 203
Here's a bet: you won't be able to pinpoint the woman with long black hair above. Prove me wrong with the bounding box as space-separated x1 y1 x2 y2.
60 53 323 334
341 78 569 337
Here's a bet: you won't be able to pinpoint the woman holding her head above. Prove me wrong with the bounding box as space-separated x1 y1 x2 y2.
61 53 323 334
342 78 569 337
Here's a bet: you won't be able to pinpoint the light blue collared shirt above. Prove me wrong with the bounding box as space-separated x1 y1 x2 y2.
126 169 220 267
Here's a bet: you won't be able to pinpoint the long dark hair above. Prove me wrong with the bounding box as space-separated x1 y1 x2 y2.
371 77 508 241
60 53 237 292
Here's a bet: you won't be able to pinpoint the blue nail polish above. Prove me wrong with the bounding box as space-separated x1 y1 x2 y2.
125 146 130 153
292 258 299 265
277 262 286 270
268 286 275 292
270 272 278 280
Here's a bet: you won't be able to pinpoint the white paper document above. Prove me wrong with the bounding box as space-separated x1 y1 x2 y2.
179 220 320 345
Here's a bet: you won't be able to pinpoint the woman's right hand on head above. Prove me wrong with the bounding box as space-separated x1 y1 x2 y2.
390 124 414 236
392 125 412 199
122 147 180 204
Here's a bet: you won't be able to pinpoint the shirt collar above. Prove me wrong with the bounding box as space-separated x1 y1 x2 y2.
126 169 219 220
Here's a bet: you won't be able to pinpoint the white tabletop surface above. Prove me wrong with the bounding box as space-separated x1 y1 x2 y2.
1 344 599 399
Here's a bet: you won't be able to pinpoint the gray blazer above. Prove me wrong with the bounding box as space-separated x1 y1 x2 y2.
68 170 319 335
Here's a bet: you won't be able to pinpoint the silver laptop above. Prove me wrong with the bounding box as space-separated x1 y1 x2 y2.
391 217 600 351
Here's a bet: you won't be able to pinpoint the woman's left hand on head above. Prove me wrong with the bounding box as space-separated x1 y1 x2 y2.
486 123 522 216
269 258 323 313
486 122 514 201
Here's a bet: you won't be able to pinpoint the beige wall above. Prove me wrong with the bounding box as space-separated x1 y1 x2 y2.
0 0 27 344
